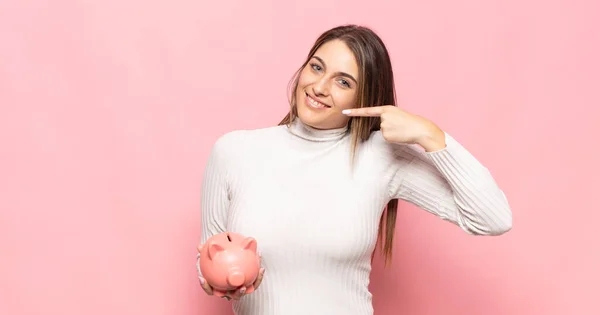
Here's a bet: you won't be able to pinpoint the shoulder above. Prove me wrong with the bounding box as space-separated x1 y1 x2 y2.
210 125 287 156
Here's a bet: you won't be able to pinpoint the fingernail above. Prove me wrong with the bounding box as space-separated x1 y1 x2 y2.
342 109 351 114
240 287 246 294
199 277 205 285
260 268 265 274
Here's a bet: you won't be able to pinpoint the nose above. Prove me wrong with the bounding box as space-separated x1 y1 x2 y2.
312 76 330 97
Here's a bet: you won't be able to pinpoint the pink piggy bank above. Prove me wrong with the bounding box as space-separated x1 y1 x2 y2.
198 232 260 297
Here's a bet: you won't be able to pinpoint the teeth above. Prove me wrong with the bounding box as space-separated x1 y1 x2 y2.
308 96 327 108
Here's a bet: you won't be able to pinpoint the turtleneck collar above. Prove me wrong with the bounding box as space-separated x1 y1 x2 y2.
286 117 349 142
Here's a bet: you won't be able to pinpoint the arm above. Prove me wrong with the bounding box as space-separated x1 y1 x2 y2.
200 136 231 243
197 136 231 275
343 105 512 235
196 133 265 299
388 132 512 235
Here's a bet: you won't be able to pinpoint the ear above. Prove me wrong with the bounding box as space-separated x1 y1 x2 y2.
242 237 257 253
208 242 225 260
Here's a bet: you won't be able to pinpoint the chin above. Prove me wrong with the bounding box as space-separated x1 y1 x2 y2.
297 105 349 130
296 105 323 129
294 88 348 130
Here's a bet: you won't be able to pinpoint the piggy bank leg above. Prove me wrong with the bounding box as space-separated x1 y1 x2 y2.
244 285 255 294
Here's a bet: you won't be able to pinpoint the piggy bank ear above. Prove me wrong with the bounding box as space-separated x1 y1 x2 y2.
208 243 225 260
242 237 257 253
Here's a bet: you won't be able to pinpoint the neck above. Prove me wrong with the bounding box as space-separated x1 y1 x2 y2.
286 117 349 142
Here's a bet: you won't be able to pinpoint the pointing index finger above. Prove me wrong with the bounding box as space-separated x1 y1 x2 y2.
342 106 385 117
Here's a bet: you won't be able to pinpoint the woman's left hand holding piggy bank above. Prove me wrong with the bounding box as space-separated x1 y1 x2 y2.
196 232 265 301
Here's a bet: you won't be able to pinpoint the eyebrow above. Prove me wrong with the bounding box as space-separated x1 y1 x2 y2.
311 56 358 84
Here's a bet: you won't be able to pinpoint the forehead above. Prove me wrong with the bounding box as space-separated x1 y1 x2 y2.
312 39 359 77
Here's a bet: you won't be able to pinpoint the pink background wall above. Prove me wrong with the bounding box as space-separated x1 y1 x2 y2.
1 0 599 314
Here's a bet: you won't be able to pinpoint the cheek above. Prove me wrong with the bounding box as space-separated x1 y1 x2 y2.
333 90 358 109
297 67 313 87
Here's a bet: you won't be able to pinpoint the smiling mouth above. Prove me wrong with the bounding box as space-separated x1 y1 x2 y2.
305 92 331 109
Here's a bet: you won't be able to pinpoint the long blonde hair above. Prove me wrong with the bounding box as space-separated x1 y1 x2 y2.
279 25 399 266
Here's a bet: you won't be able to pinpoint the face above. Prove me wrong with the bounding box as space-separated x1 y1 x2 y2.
295 39 360 130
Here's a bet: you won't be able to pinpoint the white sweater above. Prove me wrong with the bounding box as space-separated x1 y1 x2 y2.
199 118 512 315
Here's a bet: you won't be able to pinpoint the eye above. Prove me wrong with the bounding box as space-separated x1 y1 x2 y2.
338 78 351 88
310 63 322 72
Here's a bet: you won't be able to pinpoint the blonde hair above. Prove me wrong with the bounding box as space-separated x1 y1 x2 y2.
279 25 399 266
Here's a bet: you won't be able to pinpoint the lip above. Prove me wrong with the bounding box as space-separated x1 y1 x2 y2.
304 92 332 109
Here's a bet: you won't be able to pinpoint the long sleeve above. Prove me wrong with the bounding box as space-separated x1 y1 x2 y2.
197 135 232 278
387 132 512 235
200 135 232 245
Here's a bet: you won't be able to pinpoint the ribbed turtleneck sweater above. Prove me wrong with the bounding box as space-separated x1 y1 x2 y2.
199 118 512 315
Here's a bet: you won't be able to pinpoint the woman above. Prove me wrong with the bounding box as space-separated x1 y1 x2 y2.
196 24 512 314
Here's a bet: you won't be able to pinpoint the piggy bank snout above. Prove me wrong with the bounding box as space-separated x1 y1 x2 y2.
227 270 245 287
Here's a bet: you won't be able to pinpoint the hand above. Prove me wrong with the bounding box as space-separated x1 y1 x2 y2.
342 105 446 152
196 247 265 301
